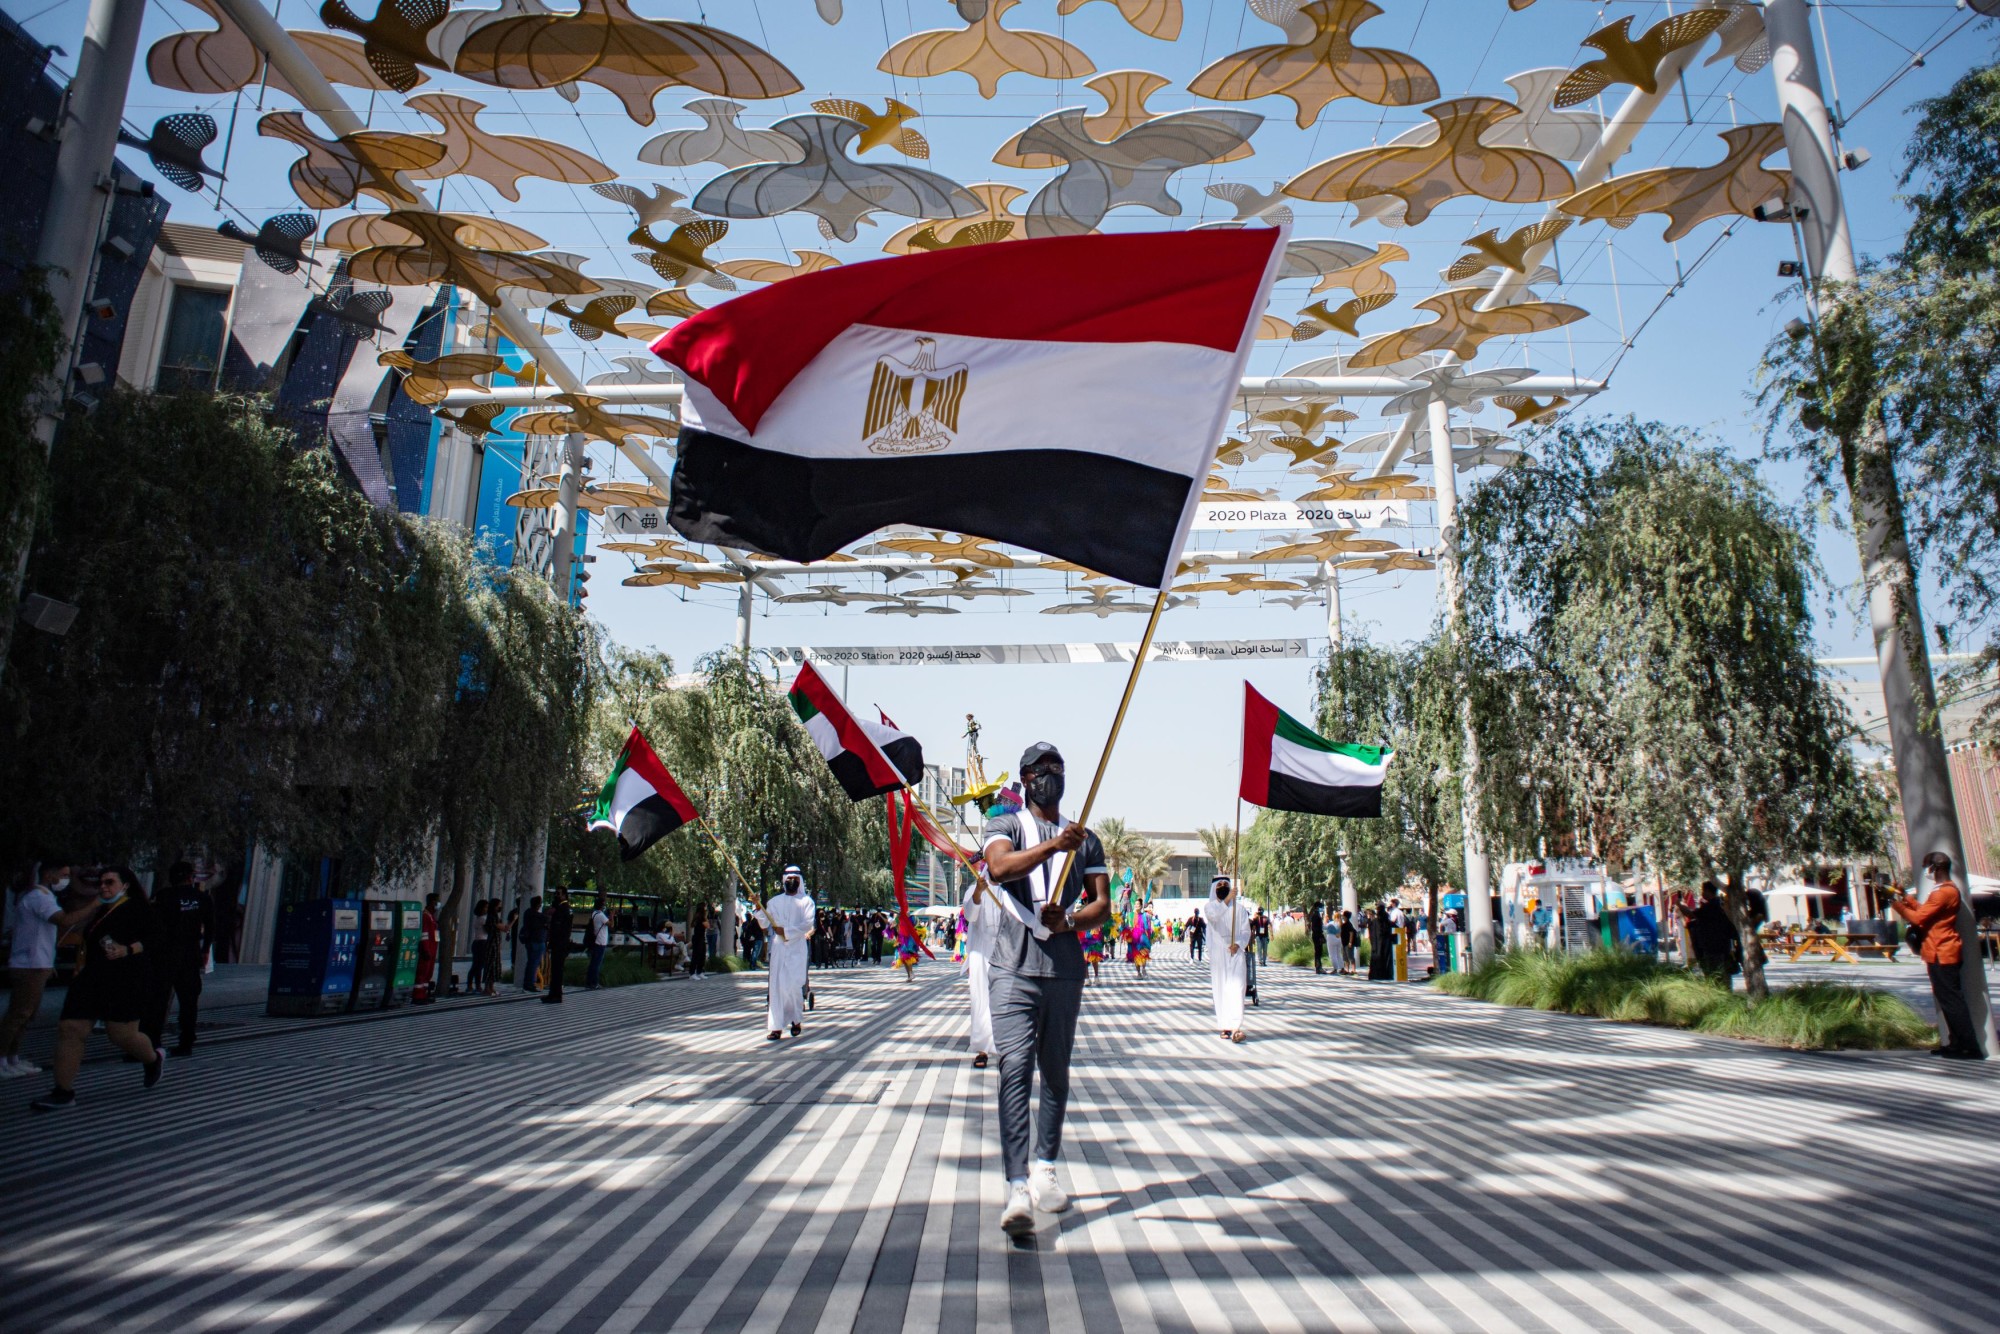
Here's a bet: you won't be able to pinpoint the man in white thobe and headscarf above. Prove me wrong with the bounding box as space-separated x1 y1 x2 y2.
963 880 997 1068
755 865 815 1040
1202 875 1252 1042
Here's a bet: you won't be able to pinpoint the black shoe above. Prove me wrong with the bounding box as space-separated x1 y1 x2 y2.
767 1031 782 1041
30 1088 76 1112
1941 1047 1984 1060
173 1046 195 1059
144 1051 166 1088
790 1023 802 1036
541 995 562 1004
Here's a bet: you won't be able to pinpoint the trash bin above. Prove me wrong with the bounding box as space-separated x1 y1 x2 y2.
350 900 398 1011
267 898 362 1017
383 900 421 1008
1609 906 1660 956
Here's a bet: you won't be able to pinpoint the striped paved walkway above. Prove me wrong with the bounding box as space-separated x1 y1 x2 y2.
4 959 1997 1333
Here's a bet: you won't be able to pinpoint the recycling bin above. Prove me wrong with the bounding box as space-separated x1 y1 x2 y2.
382 900 421 1008
349 900 398 1010
1609 906 1660 956
267 898 362 1016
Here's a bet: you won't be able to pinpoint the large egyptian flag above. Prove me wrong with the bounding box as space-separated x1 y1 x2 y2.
590 726 701 860
651 230 1282 589
788 661 924 801
1240 684 1392 818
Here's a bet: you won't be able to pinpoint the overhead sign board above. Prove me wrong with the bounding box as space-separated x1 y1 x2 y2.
771 640 1311 667
1189 500 1410 531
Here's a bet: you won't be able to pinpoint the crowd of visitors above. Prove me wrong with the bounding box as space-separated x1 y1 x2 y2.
2 860 222 1110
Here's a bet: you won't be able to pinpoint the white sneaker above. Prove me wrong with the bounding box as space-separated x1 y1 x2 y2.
999 1183 1035 1236
1030 1162 1070 1213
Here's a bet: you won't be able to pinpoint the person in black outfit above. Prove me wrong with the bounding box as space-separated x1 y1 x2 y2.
1367 905 1394 981
687 901 709 976
1307 902 1327 974
147 861 215 1056
32 867 165 1111
541 888 574 1004
1338 910 1358 974
1688 881 1737 982
1187 912 1206 961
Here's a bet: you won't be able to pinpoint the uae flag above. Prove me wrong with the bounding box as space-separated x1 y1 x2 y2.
590 726 701 860
1240 684 1392 818
651 230 1282 589
789 661 924 801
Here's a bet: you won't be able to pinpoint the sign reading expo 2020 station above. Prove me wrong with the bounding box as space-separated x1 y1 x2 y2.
772 641 1311 667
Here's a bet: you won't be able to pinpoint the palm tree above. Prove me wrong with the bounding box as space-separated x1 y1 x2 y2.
1196 823 1239 879
1129 837 1171 897
1095 816 1145 881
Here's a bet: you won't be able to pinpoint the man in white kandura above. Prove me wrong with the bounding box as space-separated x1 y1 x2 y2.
963 878 996 1069
1203 875 1253 1043
755 865 814 1041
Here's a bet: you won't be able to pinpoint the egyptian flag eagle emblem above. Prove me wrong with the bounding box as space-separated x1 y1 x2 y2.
863 337 969 454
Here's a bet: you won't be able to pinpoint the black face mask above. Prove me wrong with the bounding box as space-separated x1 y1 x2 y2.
1025 770 1064 808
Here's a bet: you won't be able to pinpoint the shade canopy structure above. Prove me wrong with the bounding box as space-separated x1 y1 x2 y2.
104 0 1851 620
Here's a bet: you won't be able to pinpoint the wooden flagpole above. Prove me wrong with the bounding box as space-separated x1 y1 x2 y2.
1232 793 1242 956
698 821 762 911
1049 587 1172 893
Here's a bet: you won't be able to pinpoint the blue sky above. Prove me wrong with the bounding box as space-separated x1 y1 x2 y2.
21 0 1986 830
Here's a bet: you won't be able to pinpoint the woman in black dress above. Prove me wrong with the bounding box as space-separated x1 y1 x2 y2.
1367 904 1395 981
32 867 165 1111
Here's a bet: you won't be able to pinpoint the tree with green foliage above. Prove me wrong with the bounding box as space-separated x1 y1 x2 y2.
1 383 602 984
425 560 598 970
1761 59 2000 733
1459 419 1884 998
1092 816 1143 883
0 277 62 669
1249 633 1469 911
2 388 471 868
1195 823 1238 879
553 648 892 932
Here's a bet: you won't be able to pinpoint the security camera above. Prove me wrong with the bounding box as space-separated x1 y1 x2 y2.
1842 147 1872 171
75 361 106 386
1778 260 1802 278
99 235 134 262
86 297 116 320
1785 317 1811 340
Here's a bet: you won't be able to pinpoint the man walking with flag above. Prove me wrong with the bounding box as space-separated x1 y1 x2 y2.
980 743 1111 1236
755 866 814 1041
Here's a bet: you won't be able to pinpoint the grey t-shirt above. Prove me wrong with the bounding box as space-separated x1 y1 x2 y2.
980 809 1107 979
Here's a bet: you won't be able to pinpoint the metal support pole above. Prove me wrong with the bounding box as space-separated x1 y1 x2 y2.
1427 396 1495 964
550 432 584 601
1765 0 1990 1054
3 0 145 677
734 579 753 651
1323 561 1343 646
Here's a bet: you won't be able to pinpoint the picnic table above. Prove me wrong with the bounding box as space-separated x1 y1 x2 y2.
1767 930 1897 963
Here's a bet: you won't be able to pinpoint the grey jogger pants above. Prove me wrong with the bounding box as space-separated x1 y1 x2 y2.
990 970 1084 1183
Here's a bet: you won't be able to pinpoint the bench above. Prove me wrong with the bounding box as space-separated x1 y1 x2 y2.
1849 942 1899 960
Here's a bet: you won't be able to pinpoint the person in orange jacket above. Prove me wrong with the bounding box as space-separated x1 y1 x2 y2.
1886 852 1984 1059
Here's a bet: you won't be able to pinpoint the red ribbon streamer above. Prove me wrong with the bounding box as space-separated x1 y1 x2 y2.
886 790 936 959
